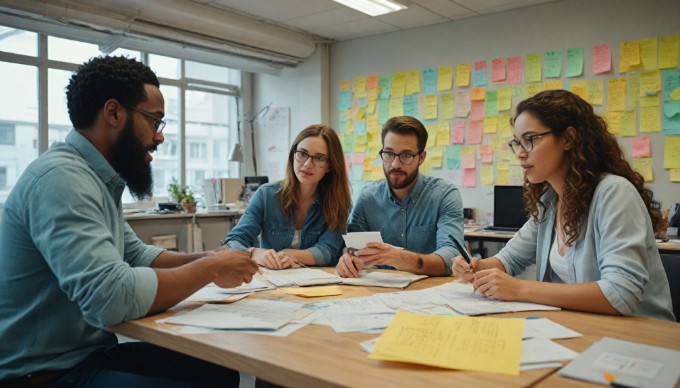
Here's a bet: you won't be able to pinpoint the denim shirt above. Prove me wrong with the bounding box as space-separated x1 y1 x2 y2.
348 173 464 275
224 182 344 265
496 174 675 321
0 129 163 378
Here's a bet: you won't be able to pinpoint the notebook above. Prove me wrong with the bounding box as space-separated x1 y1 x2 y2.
486 186 528 232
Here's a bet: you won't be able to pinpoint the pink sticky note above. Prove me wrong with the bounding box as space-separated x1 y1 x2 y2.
452 121 465 144
491 58 507 82
468 120 483 144
507 56 523 84
631 136 651 158
475 61 487 71
593 43 612 75
352 153 365 164
481 145 494 163
470 100 485 120
366 74 378 89
463 168 477 187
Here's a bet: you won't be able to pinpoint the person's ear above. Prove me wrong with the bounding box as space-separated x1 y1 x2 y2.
103 99 124 128
418 150 427 166
563 127 577 151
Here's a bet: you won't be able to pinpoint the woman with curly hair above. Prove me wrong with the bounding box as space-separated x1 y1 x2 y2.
453 89 674 321
224 124 352 269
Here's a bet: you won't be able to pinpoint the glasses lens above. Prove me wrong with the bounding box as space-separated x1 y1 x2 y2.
399 154 414 164
312 156 328 168
157 120 166 133
294 151 307 163
380 151 393 162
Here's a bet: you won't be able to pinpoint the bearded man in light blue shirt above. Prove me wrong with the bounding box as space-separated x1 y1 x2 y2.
336 116 464 278
0 56 258 387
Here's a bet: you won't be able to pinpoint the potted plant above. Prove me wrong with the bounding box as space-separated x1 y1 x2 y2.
167 179 196 213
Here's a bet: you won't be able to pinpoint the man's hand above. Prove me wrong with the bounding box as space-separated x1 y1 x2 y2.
207 249 259 288
336 251 363 278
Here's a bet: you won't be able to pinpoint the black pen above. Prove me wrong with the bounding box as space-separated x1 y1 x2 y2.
449 234 477 295
347 247 361 274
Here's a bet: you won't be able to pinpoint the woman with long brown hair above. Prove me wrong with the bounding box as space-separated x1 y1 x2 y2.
224 124 351 269
454 90 674 321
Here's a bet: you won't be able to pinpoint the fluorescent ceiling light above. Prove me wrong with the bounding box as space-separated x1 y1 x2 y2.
333 0 407 16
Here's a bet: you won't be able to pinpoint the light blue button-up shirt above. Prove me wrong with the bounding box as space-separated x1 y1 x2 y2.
224 182 345 265
348 173 464 275
0 129 163 378
496 174 675 321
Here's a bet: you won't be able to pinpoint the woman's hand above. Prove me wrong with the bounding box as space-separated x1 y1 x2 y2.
251 248 293 270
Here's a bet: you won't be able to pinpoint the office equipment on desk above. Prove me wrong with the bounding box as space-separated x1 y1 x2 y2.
463 207 477 224
241 176 269 204
486 185 528 232
557 337 680 388
202 178 244 211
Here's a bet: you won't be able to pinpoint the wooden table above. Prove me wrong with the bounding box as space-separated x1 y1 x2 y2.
108 273 680 388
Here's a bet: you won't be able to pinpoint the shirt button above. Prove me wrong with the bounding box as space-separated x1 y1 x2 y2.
401 234 404 237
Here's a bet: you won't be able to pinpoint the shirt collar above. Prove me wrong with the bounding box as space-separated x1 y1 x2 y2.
66 129 123 188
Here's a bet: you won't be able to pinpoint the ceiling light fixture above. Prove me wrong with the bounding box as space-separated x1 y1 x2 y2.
333 0 407 16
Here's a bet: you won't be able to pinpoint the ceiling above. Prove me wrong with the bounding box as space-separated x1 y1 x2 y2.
195 0 559 41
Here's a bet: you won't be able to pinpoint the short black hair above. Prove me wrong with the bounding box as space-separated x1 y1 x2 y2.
66 56 159 129
381 116 428 152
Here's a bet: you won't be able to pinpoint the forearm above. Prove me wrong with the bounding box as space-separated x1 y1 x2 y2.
148 256 218 314
279 248 317 265
476 257 507 272
519 281 620 315
397 251 446 276
150 250 208 268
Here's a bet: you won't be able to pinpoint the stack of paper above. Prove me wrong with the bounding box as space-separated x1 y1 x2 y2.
440 282 561 315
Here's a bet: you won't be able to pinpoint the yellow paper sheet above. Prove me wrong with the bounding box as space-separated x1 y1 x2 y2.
631 158 653 182
640 105 661 132
368 311 523 376
607 78 627 111
586 80 603 105
665 137 680 169
354 76 367 98
456 63 470 87
437 65 453 91
441 93 455 119
272 285 343 297
424 94 438 120
659 35 680 69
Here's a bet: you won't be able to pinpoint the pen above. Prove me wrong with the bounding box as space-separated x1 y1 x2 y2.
449 234 477 295
347 247 361 274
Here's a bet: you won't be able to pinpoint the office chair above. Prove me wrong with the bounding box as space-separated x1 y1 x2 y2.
660 254 680 322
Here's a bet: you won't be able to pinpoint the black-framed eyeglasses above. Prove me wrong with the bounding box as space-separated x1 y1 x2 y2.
379 150 421 165
123 104 166 133
294 150 329 168
507 131 553 153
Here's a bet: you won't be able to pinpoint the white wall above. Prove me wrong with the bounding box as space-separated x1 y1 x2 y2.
328 0 680 218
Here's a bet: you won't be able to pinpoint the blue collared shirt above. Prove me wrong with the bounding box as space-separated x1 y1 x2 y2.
348 173 464 275
224 182 344 265
0 129 163 378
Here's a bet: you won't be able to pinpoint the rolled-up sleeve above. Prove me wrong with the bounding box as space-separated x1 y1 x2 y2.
224 186 266 251
433 185 464 275
495 218 539 277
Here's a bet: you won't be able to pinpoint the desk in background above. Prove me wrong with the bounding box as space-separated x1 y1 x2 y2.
125 211 242 253
108 271 680 388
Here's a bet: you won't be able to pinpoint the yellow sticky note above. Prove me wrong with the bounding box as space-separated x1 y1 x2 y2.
543 80 563 91
525 53 542 82
665 136 680 169
639 70 661 97
640 93 660 107
526 83 543 98
601 111 621 134
424 94 438 120
631 158 653 182
405 70 421 95
392 72 406 98
586 80 603 105
498 87 512 111
437 65 453 91
659 35 680 69
441 93 455 119
389 97 404 117
496 169 510 185
436 121 450 146
640 105 661 132
640 37 658 70
456 63 470 87
619 40 641 73
480 165 494 186
354 76 367 98
627 72 641 108
369 311 524 376
570 80 587 101
483 116 498 134
607 78 627 111
670 168 680 182
620 110 637 137
340 79 351 91
273 285 343 297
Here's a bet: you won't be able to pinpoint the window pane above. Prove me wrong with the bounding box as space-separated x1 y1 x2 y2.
107 48 141 60
185 90 236 195
185 60 237 84
149 54 180 80
48 36 99 64
48 69 73 146
0 26 37 56
0 62 38 209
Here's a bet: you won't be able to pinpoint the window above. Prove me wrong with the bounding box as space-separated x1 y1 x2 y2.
1 25 241 208
0 167 6 188
0 124 15 145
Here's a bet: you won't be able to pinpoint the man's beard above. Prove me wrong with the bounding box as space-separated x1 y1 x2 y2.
383 165 418 190
112 117 155 200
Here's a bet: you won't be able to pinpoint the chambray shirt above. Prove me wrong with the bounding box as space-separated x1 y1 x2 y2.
496 174 675 321
224 182 344 265
348 173 464 275
0 129 163 378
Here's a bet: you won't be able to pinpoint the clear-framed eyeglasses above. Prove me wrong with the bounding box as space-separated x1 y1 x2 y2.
294 150 329 168
507 131 553 153
379 150 421 165
123 104 166 133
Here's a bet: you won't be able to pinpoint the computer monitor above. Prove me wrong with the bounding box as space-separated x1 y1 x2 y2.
245 176 269 188
490 185 528 231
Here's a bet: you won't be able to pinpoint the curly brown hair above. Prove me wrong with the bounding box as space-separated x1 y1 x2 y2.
278 124 351 231
511 90 662 245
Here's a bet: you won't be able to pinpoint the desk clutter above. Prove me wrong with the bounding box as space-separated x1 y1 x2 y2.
146 268 669 384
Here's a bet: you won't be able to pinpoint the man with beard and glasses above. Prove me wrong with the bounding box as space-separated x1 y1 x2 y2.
336 116 465 278
0 56 258 387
